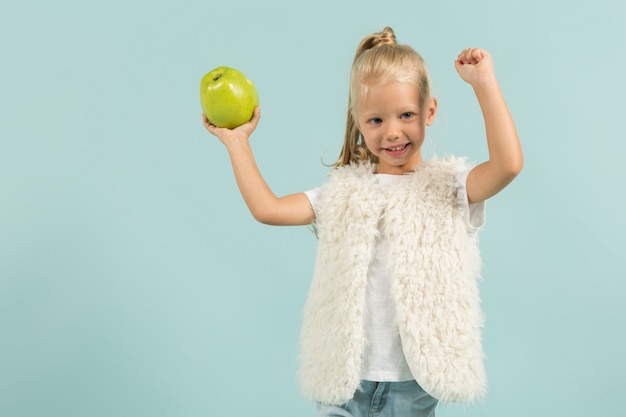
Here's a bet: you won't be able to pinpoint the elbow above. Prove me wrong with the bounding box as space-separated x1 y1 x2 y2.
501 154 524 185
498 136 524 180
251 209 274 225
251 206 285 226
509 154 524 178
513 152 524 176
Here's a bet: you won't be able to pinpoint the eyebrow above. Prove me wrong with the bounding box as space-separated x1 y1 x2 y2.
360 107 421 118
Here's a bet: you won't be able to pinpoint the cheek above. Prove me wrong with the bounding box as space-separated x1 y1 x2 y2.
361 134 379 154
408 125 426 140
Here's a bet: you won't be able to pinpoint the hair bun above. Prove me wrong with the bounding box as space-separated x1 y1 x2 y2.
372 27 397 47
353 27 397 63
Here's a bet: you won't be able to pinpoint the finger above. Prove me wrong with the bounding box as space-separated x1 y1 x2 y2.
461 48 478 64
470 48 486 63
201 113 212 130
457 48 483 65
202 113 220 135
201 112 213 126
456 48 472 65
236 106 261 135
249 106 261 127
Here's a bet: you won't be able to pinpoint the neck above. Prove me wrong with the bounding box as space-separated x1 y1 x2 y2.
375 154 423 175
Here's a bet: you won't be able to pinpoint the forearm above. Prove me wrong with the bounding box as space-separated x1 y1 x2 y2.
224 140 314 226
474 77 523 174
225 139 279 222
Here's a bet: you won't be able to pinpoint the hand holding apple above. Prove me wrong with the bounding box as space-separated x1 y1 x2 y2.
200 66 259 129
202 106 260 147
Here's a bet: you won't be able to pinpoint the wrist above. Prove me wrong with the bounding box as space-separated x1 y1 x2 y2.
224 135 252 153
470 73 499 91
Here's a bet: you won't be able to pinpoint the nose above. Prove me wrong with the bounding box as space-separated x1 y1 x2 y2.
383 120 402 141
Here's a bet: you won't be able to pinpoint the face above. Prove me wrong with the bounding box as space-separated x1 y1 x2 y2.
356 81 437 174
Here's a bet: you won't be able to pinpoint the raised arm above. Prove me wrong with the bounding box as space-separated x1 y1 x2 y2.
202 107 315 226
455 48 523 204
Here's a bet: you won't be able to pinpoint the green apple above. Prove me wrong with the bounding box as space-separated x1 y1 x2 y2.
200 66 259 129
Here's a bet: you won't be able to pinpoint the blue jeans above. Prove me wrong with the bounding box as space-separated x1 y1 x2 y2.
317 380 438 417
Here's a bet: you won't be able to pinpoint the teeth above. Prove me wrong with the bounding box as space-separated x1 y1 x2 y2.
388 144 407 151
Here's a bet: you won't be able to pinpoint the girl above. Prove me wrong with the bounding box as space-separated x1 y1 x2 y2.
202 27 522 417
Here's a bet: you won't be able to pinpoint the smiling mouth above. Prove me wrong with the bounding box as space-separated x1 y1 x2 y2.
384 143 409 152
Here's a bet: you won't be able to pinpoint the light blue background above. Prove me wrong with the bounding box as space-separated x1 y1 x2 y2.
1 0 624 416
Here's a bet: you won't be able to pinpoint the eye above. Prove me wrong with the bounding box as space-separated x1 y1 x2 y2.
368 117 383 125
400 112 415 119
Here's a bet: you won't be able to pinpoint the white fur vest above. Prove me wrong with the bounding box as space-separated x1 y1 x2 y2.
298 157 486 405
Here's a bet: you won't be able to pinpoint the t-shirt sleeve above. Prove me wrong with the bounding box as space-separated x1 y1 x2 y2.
455 169 486 231
303 186 324 238
304 185 324 221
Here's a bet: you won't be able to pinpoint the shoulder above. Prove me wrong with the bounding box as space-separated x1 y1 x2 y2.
328 161 377 182
421 155 472 174
325 162 379 197
304 162 376 217
412 155 472 191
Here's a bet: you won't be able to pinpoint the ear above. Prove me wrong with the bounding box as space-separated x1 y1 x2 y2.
425 97 438 126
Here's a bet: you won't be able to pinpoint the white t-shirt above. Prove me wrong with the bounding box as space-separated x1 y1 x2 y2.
304 169 485 382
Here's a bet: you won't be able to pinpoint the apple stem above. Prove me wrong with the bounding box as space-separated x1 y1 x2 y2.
213 74 222 81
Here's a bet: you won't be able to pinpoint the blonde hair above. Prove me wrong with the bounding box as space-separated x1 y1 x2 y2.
334 27 432 167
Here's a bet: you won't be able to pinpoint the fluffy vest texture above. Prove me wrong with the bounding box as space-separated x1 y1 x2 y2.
298 157 486 405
